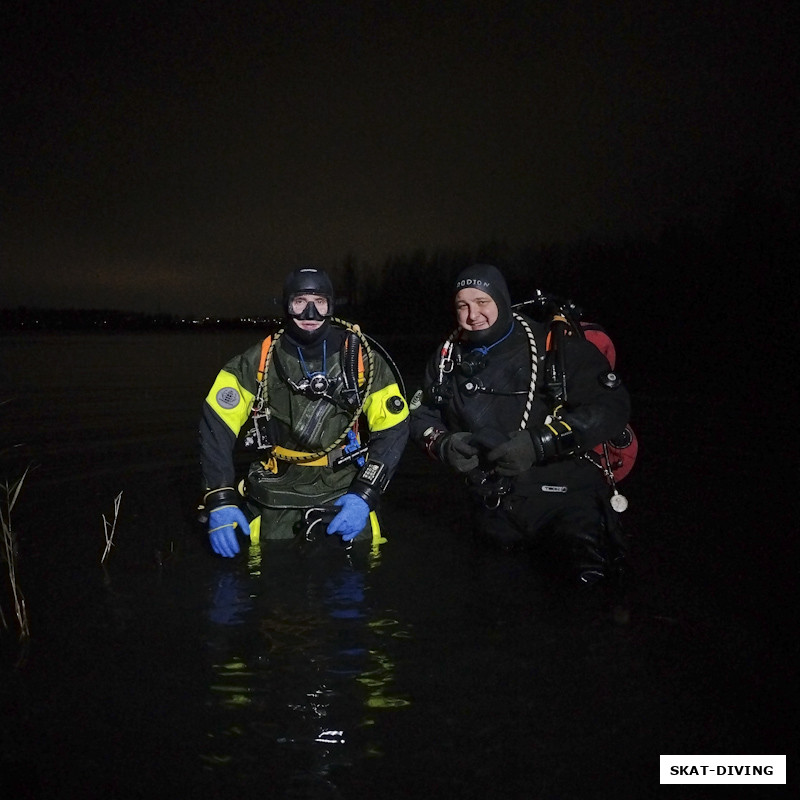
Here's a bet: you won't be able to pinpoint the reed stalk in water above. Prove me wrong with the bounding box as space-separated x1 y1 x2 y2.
1 468 30 640
101 491 123 565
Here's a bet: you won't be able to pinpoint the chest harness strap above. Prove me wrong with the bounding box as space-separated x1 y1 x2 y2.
432 312 538 432
249 319 375 465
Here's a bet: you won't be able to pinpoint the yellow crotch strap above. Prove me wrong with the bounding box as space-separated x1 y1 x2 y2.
248 513 262 546
369 510 385 547
244 498 382 549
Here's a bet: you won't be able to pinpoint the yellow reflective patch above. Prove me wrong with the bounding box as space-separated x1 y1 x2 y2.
205 369 254 435
362 383 409 432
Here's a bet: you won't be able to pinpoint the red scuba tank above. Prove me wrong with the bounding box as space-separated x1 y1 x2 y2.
581 322 638 481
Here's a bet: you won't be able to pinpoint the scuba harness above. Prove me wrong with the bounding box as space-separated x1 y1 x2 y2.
244 317 405 470
429 291 636 510
430 312 539 430
514 291 637 511
427 312 538 508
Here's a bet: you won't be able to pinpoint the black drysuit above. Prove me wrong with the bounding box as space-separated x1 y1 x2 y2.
409 313 631 579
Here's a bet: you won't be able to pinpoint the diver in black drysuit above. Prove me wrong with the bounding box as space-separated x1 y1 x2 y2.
409 264 631 585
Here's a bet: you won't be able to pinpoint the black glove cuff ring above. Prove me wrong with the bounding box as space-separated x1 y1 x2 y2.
203 487 239 510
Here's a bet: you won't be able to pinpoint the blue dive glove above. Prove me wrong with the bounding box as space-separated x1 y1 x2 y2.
208 505 250 558
327 493 370 542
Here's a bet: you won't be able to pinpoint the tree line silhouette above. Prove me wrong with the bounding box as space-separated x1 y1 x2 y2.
2 180 797 393
342 182 797 392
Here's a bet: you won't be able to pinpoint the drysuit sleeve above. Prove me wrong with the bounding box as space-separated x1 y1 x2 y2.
199 344 261 490
360 352 410 479
554 337 631 450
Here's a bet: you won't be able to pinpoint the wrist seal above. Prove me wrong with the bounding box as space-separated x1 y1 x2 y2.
422 426 447 460
348 460 388 510
532 418 576 462
203 487 240 511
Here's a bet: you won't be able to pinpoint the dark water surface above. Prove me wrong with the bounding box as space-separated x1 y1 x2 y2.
1 332 797 798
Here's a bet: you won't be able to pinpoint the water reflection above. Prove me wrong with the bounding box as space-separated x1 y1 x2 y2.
202 538 410 792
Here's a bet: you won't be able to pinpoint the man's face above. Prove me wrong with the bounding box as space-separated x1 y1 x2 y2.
290 293 329 332
455 288 498 331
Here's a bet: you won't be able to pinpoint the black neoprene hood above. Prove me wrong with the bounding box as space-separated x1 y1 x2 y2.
453 263 513 346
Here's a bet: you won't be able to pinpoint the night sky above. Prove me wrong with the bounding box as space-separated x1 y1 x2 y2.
3 0 797 316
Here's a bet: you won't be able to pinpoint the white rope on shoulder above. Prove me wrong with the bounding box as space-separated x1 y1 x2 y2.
513 311 538 431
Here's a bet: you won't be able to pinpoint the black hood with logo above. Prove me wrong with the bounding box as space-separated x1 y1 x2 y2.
453 263 513 347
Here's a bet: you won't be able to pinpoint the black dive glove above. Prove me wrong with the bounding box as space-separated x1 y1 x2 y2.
435 432 480 473
487 418 577 476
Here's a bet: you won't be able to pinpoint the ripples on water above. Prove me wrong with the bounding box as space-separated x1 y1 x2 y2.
201 539 412 792
1 332 796 798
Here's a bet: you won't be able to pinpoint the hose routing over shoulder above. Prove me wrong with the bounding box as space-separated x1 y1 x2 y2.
255 317 377 464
